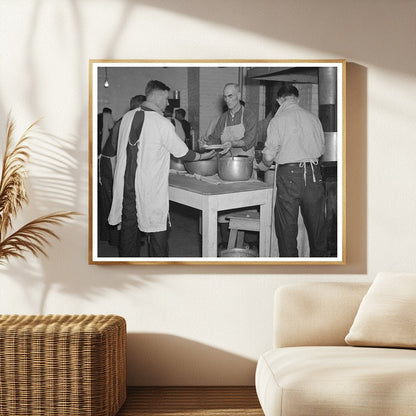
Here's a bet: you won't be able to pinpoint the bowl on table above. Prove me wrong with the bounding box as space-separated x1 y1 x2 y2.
183 157 218 176
170 156 186 171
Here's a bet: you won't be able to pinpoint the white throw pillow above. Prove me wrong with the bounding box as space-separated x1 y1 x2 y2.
345 272 416 348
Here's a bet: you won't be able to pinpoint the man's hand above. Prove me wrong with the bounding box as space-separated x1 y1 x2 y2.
198 136 209 149
219 142 232 155
254 160 271 171
199 150 216 160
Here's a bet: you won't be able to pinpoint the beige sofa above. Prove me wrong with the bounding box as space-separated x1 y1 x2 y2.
255 281 416 416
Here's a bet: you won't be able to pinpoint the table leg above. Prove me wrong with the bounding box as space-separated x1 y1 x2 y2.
201 199 218 257
259 192 273 257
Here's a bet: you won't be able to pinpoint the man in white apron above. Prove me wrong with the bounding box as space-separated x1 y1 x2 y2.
203 83 257 157
202 83 258 248
108 80 215 257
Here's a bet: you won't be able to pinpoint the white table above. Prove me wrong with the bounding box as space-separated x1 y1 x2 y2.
169 174 274 257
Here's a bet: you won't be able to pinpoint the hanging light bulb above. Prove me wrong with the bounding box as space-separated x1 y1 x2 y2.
104 67 109 88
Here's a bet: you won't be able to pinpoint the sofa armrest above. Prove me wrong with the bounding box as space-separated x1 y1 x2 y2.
273 282 370 348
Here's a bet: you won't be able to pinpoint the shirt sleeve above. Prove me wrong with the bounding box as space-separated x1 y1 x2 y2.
180 150 198 161
161 117 189 158
241 109 257 151
262 117 281 160
206 113 226 144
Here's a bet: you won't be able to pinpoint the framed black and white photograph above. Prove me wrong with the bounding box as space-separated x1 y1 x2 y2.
89 60 345 265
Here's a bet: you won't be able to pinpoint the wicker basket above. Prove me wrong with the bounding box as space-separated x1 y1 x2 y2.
0 314 126 416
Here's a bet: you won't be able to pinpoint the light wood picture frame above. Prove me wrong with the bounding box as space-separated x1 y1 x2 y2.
89 60 346 265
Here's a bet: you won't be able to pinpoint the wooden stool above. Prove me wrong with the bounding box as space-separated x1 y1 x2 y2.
226 210 260 249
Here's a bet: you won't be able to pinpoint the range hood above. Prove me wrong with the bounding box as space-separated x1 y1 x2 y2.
247 67 318 84
248 66 338 162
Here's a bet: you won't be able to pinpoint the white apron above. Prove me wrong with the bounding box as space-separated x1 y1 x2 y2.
108 108 187 232
220 107 255 158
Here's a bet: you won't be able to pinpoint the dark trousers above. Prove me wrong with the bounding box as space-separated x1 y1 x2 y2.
98 157 119 245
119 219 169 257
98 157 113 242
119 141 169 258
274 164 327 257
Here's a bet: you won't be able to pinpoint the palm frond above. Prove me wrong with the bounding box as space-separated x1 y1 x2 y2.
0 116 39 238
0 211 78 265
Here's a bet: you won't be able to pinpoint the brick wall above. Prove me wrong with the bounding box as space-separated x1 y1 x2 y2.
198 67 239 138
244 73 262 120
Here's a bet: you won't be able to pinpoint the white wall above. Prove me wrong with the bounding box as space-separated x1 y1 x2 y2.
0 0 415 386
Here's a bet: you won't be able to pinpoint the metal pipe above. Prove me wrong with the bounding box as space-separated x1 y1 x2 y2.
238 67 244 99
318 67 337 132
319 67 338 161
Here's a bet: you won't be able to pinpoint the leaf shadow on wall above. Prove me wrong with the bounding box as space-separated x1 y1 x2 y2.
0 1 369 297
0 128 156 314
126 333 257 386
0 1 155 313
130 0 413 76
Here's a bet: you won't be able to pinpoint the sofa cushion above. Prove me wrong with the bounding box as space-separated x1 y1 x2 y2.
255 346 416 416
345 272 416 348
274 282 370 348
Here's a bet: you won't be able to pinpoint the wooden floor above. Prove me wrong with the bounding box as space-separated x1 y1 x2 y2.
116 386 264 416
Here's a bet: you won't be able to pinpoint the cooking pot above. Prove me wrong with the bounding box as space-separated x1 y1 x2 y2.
184 157 218 176
218 155 254 181
170 156 186 171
